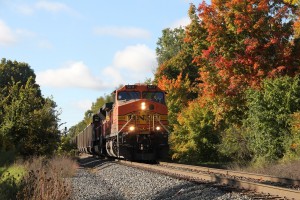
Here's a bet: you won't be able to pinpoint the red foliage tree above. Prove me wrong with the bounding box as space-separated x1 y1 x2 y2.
187 0 300 123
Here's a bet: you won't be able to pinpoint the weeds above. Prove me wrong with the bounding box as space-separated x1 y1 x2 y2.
0 155 78 200
231 160 300 179
17 155 78 200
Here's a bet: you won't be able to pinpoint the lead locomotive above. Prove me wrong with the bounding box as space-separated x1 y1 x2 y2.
75 84 169 161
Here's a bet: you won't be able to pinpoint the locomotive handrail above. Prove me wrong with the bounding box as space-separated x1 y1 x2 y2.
158 120 170 134
117 116 134 135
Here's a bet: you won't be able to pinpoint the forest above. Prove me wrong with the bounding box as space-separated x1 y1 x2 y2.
1 0 300 167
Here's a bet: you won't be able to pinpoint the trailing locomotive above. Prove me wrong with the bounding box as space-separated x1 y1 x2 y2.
75 84 169 161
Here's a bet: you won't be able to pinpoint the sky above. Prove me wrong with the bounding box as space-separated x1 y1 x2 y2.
0 0 203 130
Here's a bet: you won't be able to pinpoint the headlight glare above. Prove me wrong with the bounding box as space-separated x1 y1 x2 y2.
129 126 135 131
141 102 146 110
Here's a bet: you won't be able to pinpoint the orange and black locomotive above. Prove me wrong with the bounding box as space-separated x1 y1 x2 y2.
75 84 169 161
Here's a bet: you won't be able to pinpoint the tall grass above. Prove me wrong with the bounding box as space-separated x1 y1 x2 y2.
17 155 78 200
231 160 300 179
0 154 78 200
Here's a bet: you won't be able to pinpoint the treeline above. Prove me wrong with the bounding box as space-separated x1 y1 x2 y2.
154 1 300 165
0 58 61 156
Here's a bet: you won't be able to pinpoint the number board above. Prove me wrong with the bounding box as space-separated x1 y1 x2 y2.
147 85 157 89
125 85 136 89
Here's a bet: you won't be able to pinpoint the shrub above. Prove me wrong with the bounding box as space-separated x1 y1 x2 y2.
0 163 26 200
171 100 220 162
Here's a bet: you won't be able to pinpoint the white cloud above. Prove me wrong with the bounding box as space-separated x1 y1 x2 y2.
94 26 151 39
0 20 16 45
36 61 106 90
170 17 191 29
14 1 74 15
73 99 93 111
16 29 36 37
16 4 34 15
102 44 157 87
113 44 157 73
37 44 157 90
102 67 124 87
35 1 71 13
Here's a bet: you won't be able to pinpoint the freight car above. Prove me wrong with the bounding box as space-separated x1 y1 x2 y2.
75 84 169 161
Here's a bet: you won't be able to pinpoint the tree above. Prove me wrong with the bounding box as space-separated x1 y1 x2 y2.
0 78 60 155
0 59 61 156
154 5 210 161
0 58 40 97
243 75 300 164
193 0 300 124
156 28 186 66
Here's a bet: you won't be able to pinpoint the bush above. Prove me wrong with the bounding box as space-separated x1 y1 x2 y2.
170 100 221 162
218 125 251 163
0 163 26 200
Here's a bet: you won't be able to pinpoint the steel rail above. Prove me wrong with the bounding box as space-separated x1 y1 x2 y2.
159 162 300 187
119 160 300 200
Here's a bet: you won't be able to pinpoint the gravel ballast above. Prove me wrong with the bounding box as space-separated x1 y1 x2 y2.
70 159 253 200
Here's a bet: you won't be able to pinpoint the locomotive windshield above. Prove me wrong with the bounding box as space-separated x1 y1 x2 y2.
142 92 165 104
117 91 140 101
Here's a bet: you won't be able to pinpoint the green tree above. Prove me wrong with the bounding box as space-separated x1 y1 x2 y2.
0 78 60 155
0 58 40 97
244 75 300 164
156 28 186 66
0 59 61 156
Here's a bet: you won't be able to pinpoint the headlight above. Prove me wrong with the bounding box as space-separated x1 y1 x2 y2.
141 102 146 110
156 126 161 131
129 126 135 131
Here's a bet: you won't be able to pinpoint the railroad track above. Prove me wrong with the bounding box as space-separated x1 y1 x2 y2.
118 160 300 200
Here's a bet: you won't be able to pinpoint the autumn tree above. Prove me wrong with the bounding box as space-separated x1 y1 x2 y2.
155 5 207 130
194 0 300 121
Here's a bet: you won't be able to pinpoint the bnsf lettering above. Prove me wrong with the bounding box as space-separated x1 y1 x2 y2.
127 114 161 122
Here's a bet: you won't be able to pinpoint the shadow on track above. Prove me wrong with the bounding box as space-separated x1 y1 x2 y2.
77 154 115 169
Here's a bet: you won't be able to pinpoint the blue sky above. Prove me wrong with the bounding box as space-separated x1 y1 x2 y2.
0 0 202 129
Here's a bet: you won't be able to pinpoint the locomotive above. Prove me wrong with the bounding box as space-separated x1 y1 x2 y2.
75 84 169 161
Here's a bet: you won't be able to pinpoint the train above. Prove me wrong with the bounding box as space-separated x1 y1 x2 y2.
73 84 169 161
